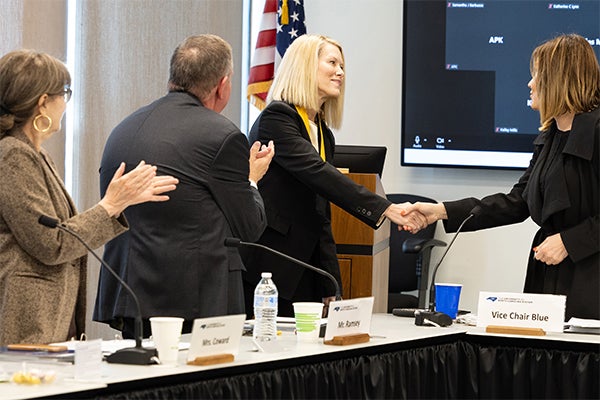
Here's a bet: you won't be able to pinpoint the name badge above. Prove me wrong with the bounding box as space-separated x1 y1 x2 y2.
325 296 374 341
187 314 245 362
477 292 566 333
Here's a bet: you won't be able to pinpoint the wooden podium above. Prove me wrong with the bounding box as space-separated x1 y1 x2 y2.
330 173 390 313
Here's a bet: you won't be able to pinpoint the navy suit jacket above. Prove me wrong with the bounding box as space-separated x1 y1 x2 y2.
93 92 266 327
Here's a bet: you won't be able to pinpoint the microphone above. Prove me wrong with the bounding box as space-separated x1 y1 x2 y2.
224 237 342 301
38 215 158 365
417 206 481 327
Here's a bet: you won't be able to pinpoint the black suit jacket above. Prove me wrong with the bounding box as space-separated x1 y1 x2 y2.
93 92 267 328
443 107 599 320
244 101 391 300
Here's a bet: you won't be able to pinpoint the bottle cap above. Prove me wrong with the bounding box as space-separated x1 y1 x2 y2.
261 272 272 278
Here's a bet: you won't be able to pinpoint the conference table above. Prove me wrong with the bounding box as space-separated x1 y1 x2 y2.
2 314 598 399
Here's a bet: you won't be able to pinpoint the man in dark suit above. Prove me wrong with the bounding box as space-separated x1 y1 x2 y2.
93 34 274 338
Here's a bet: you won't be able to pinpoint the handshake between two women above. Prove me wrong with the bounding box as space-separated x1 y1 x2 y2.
384 201 446 234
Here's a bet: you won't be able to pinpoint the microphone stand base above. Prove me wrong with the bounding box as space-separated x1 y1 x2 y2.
106 346 158 365
414 310 453 327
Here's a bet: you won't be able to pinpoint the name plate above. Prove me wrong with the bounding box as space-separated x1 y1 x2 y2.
74 339 102 381
187 314 245 362
477 292 566 333
325 297 374 341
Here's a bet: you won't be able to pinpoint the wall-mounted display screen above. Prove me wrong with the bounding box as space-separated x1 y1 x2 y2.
401 0 600 169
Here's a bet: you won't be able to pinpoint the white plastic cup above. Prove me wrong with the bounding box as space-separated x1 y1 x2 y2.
434 283 463 319
150 317 184 366
293 302 324 343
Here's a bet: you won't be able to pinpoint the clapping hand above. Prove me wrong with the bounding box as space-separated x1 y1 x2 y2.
249 140 275 183
99 161 178 217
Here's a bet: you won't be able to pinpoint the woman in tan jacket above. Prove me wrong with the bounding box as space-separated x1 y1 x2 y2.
0 50 178 346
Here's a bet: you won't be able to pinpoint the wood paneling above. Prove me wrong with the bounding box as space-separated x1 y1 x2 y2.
331 173 389 246
331 174 390 312
338 258 352 302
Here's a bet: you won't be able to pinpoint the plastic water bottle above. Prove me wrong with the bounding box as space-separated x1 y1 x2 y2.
253 272 278 342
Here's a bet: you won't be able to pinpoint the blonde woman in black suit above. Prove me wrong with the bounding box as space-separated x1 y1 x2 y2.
243 35 426 317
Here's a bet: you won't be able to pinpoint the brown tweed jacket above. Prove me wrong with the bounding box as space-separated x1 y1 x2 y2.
0 130 127 346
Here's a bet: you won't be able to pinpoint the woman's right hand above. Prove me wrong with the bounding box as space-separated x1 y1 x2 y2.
98 161 178 217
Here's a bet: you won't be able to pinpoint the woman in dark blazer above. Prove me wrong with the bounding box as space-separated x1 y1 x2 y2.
405 34 599 321
0 50 177 346
243 35 426 317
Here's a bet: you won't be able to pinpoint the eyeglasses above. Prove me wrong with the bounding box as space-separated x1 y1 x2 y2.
62 86 72 103
52 85 72 103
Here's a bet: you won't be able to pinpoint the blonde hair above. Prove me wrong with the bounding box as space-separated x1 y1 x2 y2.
0 50 70 136
168 34 233 101
267 35 345 129
530 33 600 131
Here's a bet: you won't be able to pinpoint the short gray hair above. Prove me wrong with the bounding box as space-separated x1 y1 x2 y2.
168 34 233 101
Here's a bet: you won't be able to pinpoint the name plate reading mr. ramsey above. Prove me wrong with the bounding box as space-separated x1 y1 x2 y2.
477 292 565 333
325 297 374 341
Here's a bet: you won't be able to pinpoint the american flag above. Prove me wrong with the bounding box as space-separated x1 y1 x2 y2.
247 0 306 110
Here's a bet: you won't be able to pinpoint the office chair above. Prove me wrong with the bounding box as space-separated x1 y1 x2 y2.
386 194 446 312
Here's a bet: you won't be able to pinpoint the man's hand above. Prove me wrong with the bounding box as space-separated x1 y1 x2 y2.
249 140 275 183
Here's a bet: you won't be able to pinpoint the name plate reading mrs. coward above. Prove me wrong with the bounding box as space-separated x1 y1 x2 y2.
187 314 245 364
477 292 566 333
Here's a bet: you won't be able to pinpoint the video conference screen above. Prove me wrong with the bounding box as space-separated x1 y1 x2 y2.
401 0 600 170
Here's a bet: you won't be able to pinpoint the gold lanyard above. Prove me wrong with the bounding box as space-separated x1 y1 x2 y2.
295 105 326 161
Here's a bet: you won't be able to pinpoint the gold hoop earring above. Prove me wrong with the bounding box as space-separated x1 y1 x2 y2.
33 114 52 133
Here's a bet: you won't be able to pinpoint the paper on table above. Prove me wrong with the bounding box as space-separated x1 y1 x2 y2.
245 317 296 332
245 317 296 325
565 317 600 334
52 339 190 355
244 317 328 333
566 317 600 328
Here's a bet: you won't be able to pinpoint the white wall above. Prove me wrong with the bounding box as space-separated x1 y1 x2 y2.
305 0 538 313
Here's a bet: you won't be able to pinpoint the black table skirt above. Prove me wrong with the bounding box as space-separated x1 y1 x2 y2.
84 336 599 400
470 343 599 399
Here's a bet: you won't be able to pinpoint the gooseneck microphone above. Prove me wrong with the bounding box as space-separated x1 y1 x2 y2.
38 215 157 365
416 206 481 327
224 237 342 301
428 206 481 311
